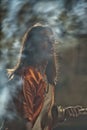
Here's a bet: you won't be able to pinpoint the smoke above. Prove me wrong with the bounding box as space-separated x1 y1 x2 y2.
0 0 87 120
1 0 87 50
0 87 10 119
0 69 23 120
72 0 87 34
1 0 87 39
33 0 87 48
0 69 10 119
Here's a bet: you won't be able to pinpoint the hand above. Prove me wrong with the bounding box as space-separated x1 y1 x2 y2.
65 106 82 118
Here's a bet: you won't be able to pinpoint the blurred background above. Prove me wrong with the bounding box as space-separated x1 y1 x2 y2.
0 0 87 129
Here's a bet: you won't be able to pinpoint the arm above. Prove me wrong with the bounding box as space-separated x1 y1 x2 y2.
50 104 84 130
51 105 83 121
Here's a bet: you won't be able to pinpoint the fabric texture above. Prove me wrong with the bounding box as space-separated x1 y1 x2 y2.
15 66 54 129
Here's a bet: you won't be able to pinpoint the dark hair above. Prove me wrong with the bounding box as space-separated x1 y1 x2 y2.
8 24 57 85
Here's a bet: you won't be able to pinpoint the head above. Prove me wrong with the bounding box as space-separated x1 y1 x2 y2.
21 24 55 65
8 24 57 85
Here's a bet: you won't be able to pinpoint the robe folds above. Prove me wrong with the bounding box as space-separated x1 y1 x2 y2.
15 66 54 129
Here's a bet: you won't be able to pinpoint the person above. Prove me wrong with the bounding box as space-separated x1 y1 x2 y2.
6 23 82 130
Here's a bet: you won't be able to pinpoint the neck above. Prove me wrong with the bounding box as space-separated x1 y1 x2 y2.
35 61 48 76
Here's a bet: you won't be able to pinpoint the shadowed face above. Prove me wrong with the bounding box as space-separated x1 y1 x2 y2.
23 26 55 64
36 28 55 60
